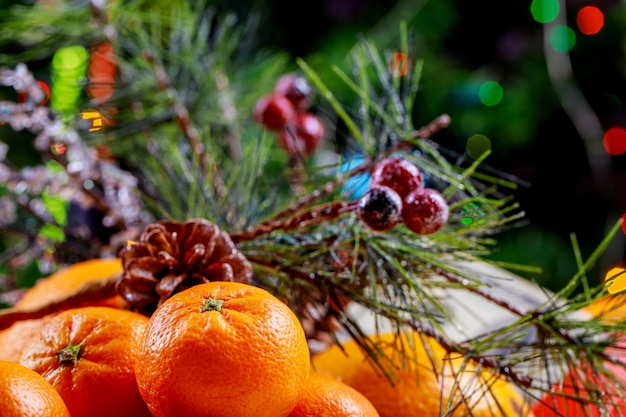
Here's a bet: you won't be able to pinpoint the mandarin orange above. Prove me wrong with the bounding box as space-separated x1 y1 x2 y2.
312 331 534 417
16 258 124 310
0 359 71 417
0 317 48 362
288 371 380 417
135 281 311 417
16 306 152 417
0 258 124 361
583 293 626 324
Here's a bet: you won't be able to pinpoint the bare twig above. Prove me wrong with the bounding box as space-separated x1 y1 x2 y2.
142 50 226 199
410 113 452 140
231 200 358 243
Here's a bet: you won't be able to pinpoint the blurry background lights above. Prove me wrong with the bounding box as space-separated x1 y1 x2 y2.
530 0 560 23
17 80 50 106
51 45 88 116
51 143 66 155
387 52 409 77
549 25 576 52
36 81 50 105
576 6 604 35
603 126 626 155
478 81 503 106
466 134 492 159
80 109 104 132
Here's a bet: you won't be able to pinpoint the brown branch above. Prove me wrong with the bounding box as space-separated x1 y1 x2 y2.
215 70 242 161
233 159 373 244
409 113 451 140
436 268 528 317
231 200 358 243
142 50 226 199
232 113 451 244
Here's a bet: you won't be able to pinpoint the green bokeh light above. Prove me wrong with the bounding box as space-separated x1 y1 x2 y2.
466 134 492 159
51 45 88 115
51 45 88 71
478 81 503 106
530 0 560 23
38 224 65 243
549 25 576 52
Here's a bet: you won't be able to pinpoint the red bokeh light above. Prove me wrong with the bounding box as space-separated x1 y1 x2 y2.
387 52 409 77
576 6 604 35
603 126 626 155
17 80 50 105
51 143 66 155
622 213 626 235
38 80 51 105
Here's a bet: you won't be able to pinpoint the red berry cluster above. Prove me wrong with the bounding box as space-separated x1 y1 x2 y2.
253 73 324 157
358 156 449 235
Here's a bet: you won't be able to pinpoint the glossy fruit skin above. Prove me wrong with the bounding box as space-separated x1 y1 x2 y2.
0 318 48 363
16 258 125 310
584 294 626 325
358 186 403 232
312 331 533 417
370 157 424 200
277 129 307 155
274 73 312 110
1 259 124 363
17 306 152 417
253 95 296 131
288 372 380 417
135 281 311 417
402 187 449 235
0 360 71 417
278 112 325 156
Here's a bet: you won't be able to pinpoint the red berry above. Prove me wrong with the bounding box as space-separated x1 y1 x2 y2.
274 73 312 110
277 129 307 155
370 157 424 200
402 188 448 235
295 112 324 153
358 186 403 232
253 95 296 131
277 112 325 156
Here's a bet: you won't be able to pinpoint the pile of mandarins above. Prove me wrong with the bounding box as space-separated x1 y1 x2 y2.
1 258 624 417
0 259 376 417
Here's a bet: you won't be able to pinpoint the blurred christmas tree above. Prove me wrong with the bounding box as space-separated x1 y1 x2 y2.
1 0 626 415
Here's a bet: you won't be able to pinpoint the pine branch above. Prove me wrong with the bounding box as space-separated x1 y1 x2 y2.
1 4 626 415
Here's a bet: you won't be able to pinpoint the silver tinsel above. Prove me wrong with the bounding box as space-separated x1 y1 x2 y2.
0 63 154 269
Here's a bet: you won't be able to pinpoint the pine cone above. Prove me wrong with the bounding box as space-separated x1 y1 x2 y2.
117 218 253 315
300 301 341 354
299 291 350 354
